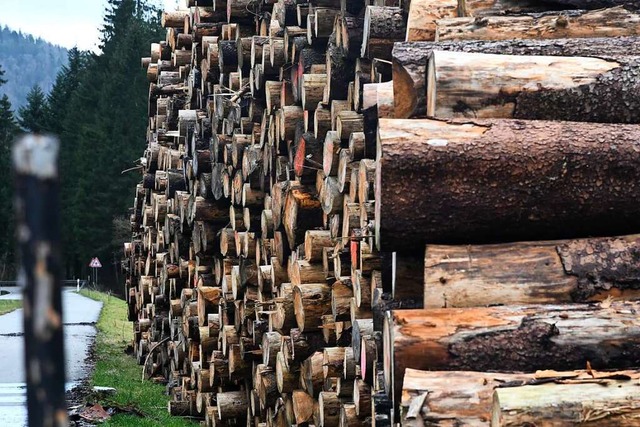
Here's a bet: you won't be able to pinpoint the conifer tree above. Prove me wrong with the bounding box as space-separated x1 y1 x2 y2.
0 65 18 278
46 48 88 135
17 85 49 133
56 0 163 282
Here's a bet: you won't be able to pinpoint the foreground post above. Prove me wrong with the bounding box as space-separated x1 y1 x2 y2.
13 135 67 427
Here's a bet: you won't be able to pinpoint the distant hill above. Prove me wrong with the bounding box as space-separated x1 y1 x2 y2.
0 26 68 108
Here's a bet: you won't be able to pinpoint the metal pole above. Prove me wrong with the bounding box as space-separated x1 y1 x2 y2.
13 135 67 427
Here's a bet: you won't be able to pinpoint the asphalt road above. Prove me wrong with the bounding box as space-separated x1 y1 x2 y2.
0 289 103 426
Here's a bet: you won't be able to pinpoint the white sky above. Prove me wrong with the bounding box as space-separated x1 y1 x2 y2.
0 0 180 52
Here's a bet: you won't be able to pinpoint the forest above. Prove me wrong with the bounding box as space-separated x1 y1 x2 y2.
0 26 68 109
0 0 163 290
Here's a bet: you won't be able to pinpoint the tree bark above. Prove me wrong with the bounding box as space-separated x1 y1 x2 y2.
424 235 640 308
492 377 640 426
361 6 406 60
294 283 332 332
376 118 640 252
435 7 640 42
402 368 640 426
385 302 640 411
401 368 531 426
392 36 640 118
217 390 248 419
427 51 640 123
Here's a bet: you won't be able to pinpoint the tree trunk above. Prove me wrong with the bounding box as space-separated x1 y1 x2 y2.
401 368 531 426
427 51 640 123
492 377 640 426
424 234 640 308
162 10 189 28
435 7 640 42
392 36 640 118
217 390 248 419
361 6 406 60
402 368 640 426
294 283 332 332
384 302 640 412
376 118 640 252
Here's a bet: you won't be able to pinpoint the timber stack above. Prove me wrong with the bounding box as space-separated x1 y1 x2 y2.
122 0 640 425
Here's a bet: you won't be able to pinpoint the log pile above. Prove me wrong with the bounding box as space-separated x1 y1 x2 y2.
126 0 401 425
121 0 640 425
384 1 640 425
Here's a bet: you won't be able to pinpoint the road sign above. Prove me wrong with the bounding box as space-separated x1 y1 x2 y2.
89 258 102 268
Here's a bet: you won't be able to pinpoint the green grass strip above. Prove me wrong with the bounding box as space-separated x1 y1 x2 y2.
79 289 197 426
0 299 22 316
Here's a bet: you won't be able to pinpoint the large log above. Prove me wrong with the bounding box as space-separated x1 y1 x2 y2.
401 368 640 427
385 302 640 412
435 7 640 42
361 6 406 60
426 51 640 123
424 235 640 308
492 377 640 426
375 118 640 252
392 36 640 118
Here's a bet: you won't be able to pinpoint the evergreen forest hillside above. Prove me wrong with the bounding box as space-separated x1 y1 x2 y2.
0 26 68 108
0 0 163 291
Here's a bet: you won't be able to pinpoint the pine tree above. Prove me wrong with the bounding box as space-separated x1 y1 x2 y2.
44 48 90 277
0 65 18 279
0 94 16 141
46 48 88 135
17 85 49 133
57 0 163 284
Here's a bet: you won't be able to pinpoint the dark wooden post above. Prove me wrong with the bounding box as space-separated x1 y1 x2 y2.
13 135 68 427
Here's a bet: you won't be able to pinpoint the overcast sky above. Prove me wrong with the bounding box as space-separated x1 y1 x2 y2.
0 0 180 52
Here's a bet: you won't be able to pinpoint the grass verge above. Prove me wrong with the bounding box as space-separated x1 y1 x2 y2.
79 289 197 426
0 299 22 316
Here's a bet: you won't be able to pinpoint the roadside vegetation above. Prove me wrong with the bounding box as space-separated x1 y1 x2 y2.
80 289 196 426
0 299 21 315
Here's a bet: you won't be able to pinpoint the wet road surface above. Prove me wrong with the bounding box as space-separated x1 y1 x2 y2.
0 289 102 426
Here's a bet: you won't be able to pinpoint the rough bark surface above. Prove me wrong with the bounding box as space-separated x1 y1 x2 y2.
393 37 640 118
492 379 640 426
435 7 640 42
424 235 640 308
402 368 640 426
327 38 355 102
428 51 640 124
376 118 640 252
386 302 640 409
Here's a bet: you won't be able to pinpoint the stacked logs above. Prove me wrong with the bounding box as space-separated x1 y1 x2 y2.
383 1 640 426
121 0 640 426
125 0 406 425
